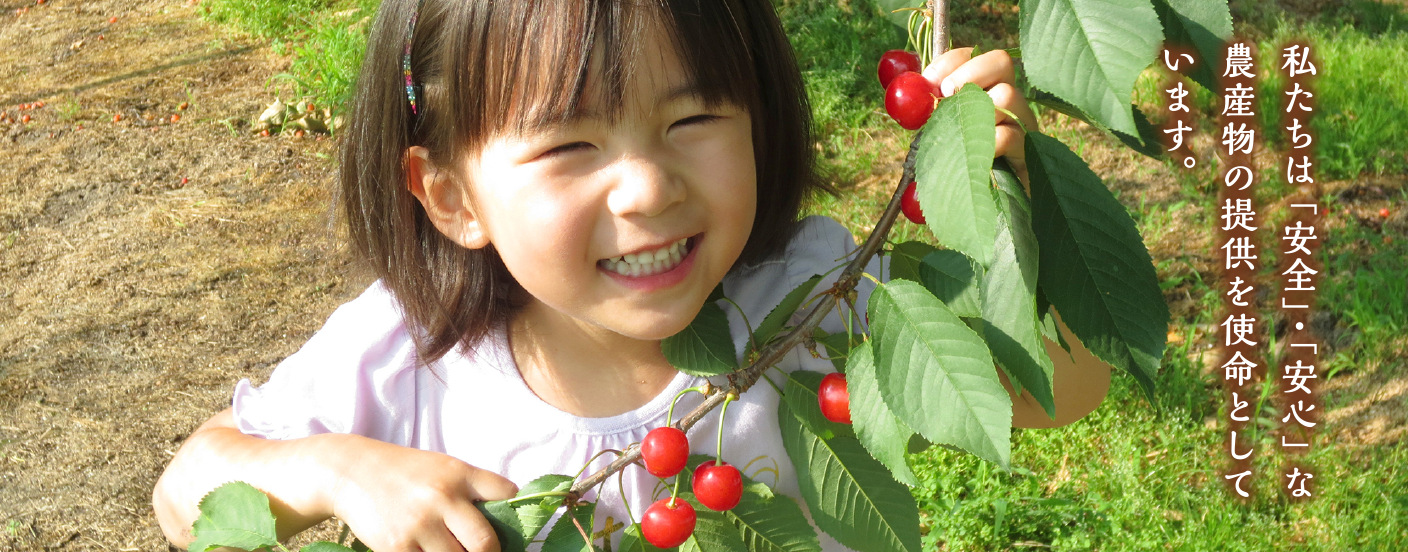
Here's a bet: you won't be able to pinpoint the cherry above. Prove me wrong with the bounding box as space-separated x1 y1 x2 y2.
641 498 696 548
1380 207 1391 218
640 427 689 478
884 71 938 131
818 373 852 424
877 50 922 90
901 181 925 224
692 460 743 511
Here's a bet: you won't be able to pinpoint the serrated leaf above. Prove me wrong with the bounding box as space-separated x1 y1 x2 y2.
1152 0 1233 92
726 481 820 552
783 371 855 440
844 341 919 487
662 301 737 376
619 523 676 552
981 161 1056 416
917 250 983 318
916 84 999 267
887 242 937 283
754 275 823 348
812 328 862 372
868 280 1012 468
542 502 596 552
477 500 528 552
1038 301 1075 358
513 474 574 540
680 497 748 552
188 482 280 552
778 398 921 552
300 543 358 552
1029 90 1163 158
1019 0 1161 136
1026 132 1169 403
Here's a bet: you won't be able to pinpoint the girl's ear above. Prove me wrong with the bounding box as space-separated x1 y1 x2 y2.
405 146 492 249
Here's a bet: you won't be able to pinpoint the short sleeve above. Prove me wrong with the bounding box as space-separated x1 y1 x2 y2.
230 281 421 445
721 216 887 371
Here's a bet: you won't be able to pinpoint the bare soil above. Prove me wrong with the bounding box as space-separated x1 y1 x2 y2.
0 1 1403 551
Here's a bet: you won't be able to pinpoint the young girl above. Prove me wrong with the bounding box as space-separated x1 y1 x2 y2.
153 1 1111 550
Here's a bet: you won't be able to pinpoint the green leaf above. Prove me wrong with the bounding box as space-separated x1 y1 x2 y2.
844 341 920 487
886 242 938 283
511 474 574 540
915 84 999 267
981 161 1056 416
188 482 280 552
868 280 1012 468
1029 90 1163 158
1038 298 1074 358
1026 132 1169 402
782 371 855 440
619 523 676 552
726 480 821 552
300 543 358 552
1152 0 1233 92
1019 0 1161 136
778 397 922 552
754 275 823 348
477 500 528 552
812 328 863 372
877 0 927 28
917 250 983 318
662 301 738 377
681 500 749 552
542 502 596 552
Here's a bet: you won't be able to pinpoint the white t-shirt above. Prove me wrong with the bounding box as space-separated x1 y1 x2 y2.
232 216 886 551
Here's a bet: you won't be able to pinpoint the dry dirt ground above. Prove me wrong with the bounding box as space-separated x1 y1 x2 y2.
0 1 1404 551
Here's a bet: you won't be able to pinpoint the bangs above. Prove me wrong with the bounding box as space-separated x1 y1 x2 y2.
422 0 763 157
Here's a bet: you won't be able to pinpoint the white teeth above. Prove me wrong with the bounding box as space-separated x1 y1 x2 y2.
604 236 692 277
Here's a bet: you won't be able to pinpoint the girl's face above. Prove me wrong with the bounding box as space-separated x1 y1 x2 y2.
452 26 757 341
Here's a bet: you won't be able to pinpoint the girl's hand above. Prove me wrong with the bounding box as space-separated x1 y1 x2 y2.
331 436 520 552
922 47 1039 192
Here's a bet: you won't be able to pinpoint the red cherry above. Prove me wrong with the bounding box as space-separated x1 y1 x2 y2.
1380 208 1391 218
692 460 743 511
877 50 922 90
818 373 852 424
640 427 689 478
641 498 696 548
884 71 938 130
901 181 925 224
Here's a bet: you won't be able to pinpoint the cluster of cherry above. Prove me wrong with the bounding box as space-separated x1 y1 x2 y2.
879 49 937 226
635 377 853 547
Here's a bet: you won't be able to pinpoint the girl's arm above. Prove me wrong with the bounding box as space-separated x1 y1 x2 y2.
152 408 518 551
153 408 352 546
999 308 1112 428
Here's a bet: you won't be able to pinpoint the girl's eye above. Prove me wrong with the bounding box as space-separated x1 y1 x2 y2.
673 114 719 127
544 142 593 157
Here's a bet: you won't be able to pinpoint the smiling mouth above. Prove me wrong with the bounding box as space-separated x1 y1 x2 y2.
598 236 699 277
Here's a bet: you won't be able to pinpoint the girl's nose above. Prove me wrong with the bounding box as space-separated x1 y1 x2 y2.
605 154 686 218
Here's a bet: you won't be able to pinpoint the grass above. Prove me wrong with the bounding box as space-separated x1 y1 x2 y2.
195 0 1408 549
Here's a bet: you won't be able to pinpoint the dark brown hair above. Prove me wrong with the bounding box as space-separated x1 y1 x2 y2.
338 0 824 365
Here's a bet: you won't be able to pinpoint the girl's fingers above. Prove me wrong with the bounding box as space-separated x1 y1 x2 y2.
921 47 975 92
995 123 1025 160
445 506 502 552
987 83 1039 132
464 466 519 502
935 49 1016 98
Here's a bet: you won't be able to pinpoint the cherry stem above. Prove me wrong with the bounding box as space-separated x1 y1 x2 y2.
505 490 573 505
573 448 625 480
666 385 709 427
716 393 735 461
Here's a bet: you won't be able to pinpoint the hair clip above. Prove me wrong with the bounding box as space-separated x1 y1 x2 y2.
403 0 425 116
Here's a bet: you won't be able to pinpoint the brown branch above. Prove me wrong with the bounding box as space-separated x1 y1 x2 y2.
929 0 949 60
